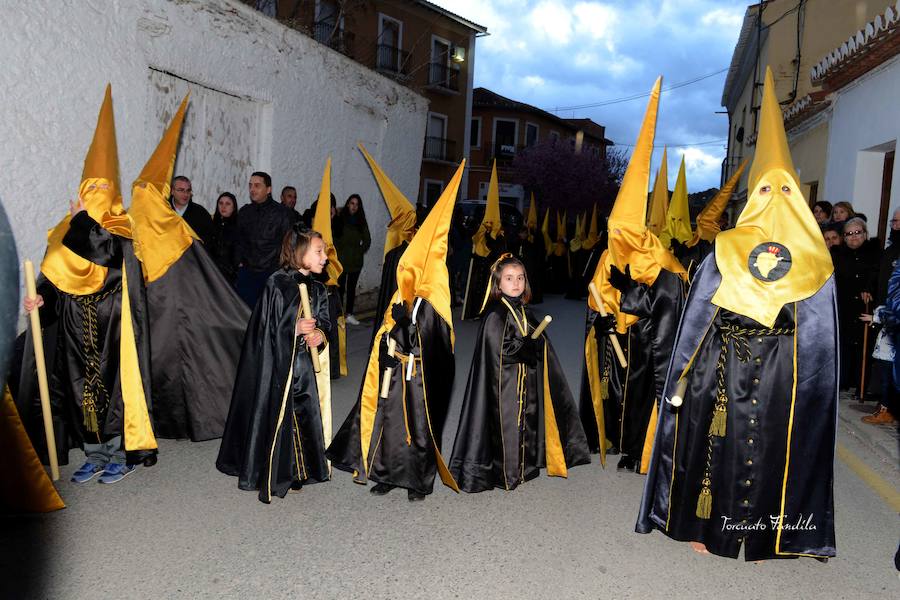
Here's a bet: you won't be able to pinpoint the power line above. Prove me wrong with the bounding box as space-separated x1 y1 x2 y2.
548 67 729 112
615 138 727 149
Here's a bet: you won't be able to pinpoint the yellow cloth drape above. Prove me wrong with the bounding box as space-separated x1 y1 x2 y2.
313 157 344 286
660 155 692 249
358 143 417 256
526 193 538 242
119 266 157 451
542 344 568 477
583 333 608 467
711 68 832 328
647 147 669 235
472 161 502 257
541 207 553 257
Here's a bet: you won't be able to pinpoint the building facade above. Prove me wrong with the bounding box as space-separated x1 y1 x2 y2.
468 87 612 211
721 0 891 224
249 0 487 206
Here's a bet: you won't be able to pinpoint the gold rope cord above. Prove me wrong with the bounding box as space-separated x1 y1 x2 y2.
70 283 121 434
696 323 795 519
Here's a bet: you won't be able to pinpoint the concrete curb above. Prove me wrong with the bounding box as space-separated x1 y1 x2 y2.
838 395 900 474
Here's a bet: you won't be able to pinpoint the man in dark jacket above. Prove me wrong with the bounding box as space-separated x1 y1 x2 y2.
170 176 213 244
236 171 292 307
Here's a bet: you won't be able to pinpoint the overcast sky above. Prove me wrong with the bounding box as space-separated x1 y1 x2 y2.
429 0 749 192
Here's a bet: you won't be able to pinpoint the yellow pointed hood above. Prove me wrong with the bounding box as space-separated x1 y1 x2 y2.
473 160 503 257
570 212 585 252
660 155 693 248
688 158 748 246
393 160 466 330
541 207 553 257
553 210 567 257
711 67 833 327
313 157 344 286
647 147 669 235
607 77 686 287
358 143 417 256
526 193 538 241
584 204 601 250
129 94 197 282
41 84 131 295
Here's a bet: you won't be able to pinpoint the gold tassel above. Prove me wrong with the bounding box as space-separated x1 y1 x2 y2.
600 378 609 400
83 397 99 433
709 398 727 437
696 479 712 519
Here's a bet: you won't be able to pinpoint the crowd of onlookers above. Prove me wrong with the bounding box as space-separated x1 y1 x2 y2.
813 200 900 426
170 172 371 325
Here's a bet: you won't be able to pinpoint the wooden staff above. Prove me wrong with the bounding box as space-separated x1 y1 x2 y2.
24 260 59 481
859 298 870 401
380 338 397 399
530 315 552 339
298 283 321 373
588 282 627 369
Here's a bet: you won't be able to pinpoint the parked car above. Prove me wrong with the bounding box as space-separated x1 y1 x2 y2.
456 199 523 236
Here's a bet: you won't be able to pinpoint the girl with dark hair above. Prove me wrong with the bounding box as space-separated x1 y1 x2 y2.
216 225 332 503
449 255 589 493
335 194 371 325
209 192 240 286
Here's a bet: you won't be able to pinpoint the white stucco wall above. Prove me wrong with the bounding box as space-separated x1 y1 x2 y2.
824 54 900 239
1 0 427 312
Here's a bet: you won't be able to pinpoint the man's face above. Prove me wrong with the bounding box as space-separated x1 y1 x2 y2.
172 179 192 208
249 176 271 204
281 188 297 209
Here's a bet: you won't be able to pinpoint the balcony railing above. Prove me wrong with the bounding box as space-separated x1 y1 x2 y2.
376 44 410 77
427 63 459 92
423 136 457 162
314 21 355 58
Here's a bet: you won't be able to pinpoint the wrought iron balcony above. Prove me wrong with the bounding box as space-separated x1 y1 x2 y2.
423 136 457 162
313 21 355 58
376 44 410 77
427 63 459 92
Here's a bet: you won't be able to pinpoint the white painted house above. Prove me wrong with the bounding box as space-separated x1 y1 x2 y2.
0 0 428 313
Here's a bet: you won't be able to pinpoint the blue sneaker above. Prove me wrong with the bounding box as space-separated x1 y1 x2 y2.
97 463 135 485
71 462 105 484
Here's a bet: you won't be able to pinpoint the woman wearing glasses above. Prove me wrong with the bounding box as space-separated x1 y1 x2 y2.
832 217 881 393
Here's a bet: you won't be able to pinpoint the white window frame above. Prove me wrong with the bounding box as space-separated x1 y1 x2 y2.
427 111 449 138
525 121 539 147
492 117 519 156
470 116 482 149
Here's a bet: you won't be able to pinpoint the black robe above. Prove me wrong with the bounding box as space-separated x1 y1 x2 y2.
636 253 838 561
449 298 590 492
145 242 250 441
579 308 628 457
462 235 507 320
511 236 544 304
15 212 153 465
615 268 685 469
371 242 406 348
320 280 346 380
328 299 456 495
216 270 331 503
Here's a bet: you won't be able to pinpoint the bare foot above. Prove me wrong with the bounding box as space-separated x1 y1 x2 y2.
690 541 709 554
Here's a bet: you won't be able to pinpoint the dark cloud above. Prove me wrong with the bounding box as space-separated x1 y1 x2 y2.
431 0 748 190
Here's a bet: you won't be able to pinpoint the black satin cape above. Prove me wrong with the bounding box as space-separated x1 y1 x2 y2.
636 253 838 561
617 269 685 471
216 270 331 503
449 298 590 492
146 242 249 440
328 300 457 495
462 236 507 320
15 212 153 465
371 242 406 348
579 307 628 462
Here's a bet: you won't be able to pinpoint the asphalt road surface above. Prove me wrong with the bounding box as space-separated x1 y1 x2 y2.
3 295 898 599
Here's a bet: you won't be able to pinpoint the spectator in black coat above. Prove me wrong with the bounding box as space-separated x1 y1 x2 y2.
170 175 214 244
280 185 302 224
209 192 240 286
833 216 881 392
236 171 292 307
